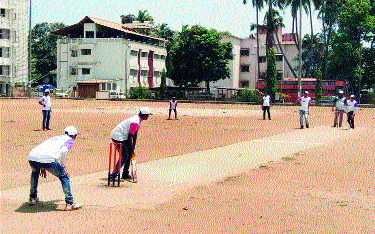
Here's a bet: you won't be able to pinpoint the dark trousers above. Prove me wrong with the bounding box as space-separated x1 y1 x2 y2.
169 108 177 119
42 110 51 130
112 139 131 176
262 106 271 120
347 111 355 129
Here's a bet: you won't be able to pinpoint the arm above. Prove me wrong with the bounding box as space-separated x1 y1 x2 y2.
297 97 302 106
128 132 138 155
353 102 358 115
39 97 46 107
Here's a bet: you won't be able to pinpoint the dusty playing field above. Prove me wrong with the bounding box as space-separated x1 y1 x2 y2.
1 98 374 233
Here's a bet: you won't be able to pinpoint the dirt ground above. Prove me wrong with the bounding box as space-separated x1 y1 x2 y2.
1 98 374 233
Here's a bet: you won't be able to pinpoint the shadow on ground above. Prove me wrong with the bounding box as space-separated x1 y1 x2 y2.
15 200 62 213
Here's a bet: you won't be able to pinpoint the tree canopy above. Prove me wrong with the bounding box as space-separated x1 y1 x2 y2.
167 25 233 92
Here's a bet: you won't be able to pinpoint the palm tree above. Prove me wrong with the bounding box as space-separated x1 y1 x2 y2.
244 0 265 81
136 10 154 23
301 34 325 77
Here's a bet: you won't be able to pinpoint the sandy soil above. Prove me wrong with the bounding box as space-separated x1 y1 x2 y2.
1 98 374 233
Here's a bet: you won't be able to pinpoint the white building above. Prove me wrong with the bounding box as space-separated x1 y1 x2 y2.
54 16 167 98
0 0 29 96
210 27 299 93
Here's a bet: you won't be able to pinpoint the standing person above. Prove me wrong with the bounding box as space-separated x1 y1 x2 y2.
345 95 358 129
39 89 52 130
28 126 82 210
110 107 152 180
168 97 178 120
262 92 271 120
297 91 312 129
332 90 346 128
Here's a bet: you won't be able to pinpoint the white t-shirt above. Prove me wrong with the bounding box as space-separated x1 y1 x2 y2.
111 115 141 141
28 134 74 167
262 95 271 106
170 100 177 109
40 95 51 110
334 96 346 111
298 96 312 112
345 99 358 113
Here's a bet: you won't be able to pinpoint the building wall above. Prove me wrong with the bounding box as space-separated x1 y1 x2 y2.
56 29 167 93
0 0 29 94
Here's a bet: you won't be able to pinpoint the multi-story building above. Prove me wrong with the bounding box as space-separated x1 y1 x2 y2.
0 0 29 96
210 27 298 93
54 16 167 98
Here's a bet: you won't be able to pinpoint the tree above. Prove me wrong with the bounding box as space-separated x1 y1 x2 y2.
120 14 135 24
301 34 325 78
167 25 233 93
314 69 323 102
160 69 167 99
328 0 375 97
265 48 278 99
154 23 175 41
136 10 154 23
31 22 65 84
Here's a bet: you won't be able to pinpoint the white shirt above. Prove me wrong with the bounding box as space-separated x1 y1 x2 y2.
262 95 271 106
170 100 177 109
298 96 312 112
28 134 74 167
334 96 346 111
40 95 51 110
111 115 141 141
345 99 358 113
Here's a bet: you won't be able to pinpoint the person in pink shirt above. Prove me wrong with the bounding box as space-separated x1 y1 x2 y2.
297 91 312 129
109 107 152 180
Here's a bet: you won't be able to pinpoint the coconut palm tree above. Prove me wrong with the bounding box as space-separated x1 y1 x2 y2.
244 0 265 80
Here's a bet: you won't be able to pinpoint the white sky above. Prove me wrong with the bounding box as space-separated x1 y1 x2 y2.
31 0 322 38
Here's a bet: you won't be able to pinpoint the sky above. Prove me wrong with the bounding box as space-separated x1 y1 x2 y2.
31 0 322 38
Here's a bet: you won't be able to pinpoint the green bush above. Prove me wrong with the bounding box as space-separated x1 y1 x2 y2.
235 89 259 103
129 86 152 99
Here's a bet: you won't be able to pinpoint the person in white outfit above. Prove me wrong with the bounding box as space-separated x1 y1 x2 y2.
168 97 178 120
297 91 312 129
344 95 358 129
262 92 272 120
38 89 52 130
28 126 82 210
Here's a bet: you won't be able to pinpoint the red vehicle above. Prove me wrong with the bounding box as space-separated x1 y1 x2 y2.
256 78 348 102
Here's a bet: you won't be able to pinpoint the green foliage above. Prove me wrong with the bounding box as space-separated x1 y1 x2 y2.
234 89 259 103
128 86 152 99
314 69 323 102
154 23 175 41
31 22 65 82
159 69 167 99
301 34 325 78
136 10 154 23
265 48 278 100
167 25 233 93
120 14 135 24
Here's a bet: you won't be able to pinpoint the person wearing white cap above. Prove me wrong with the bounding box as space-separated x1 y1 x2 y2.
332 90 346 128
27 126 82 210
38 89 52 130
168 97 178 120
344 95 358 129
297 91 312 129
110 107 152 180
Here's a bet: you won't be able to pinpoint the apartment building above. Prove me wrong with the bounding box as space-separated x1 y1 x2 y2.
0 0 29 96
210 27 298 92
54 16 167 98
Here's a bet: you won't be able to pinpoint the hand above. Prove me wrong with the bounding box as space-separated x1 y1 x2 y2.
40 169 47 178
43 104 46 107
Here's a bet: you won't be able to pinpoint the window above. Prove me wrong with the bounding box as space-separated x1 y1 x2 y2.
81 49 91 55
259 56 266 63
160 55 166 60
85 31 94 38
112 83 117 90
0 65 10 75
154 54 160 60
141 70 148 76
276 72 283 80
276 55 283 62
154 71 161 77
0 47 9 58
82 68 90 75
0 29 10 39
130 69 138 76
241 65 250 72
141 52 148 57
107 83 111 90
240 49 249 56
71 50 78 57
101 83 106 90
0 9 5 17
240 80 249 88
130 50 138 56
70 67 77 75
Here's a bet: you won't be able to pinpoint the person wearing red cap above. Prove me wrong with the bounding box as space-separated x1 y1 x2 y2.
28 126 82 210
110 107 152 180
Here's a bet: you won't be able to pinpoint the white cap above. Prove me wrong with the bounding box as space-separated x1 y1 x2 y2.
304 91 309 94
64 126 78 136
350 94 355 98
139 107 153 115
44 89 50 93
339 90 344 94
